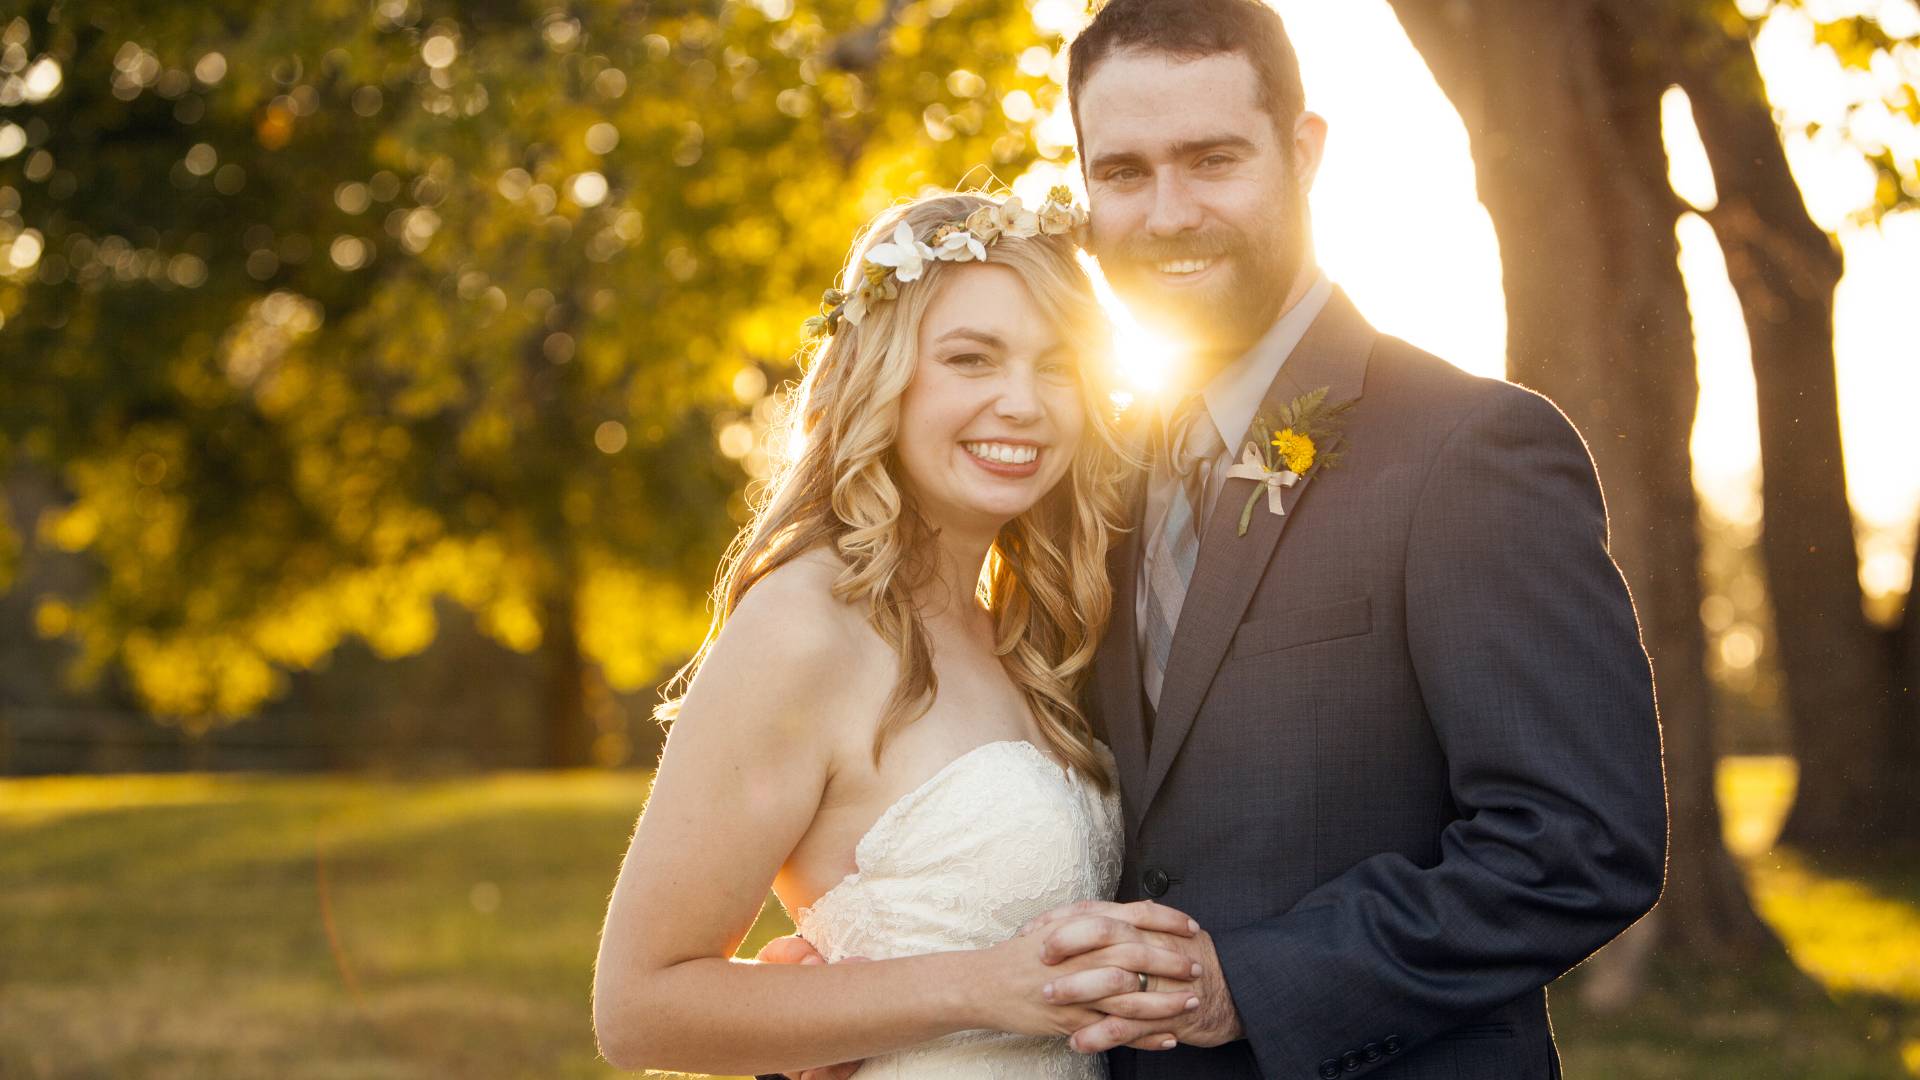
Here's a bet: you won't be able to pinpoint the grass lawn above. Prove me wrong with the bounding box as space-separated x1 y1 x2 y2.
0 758 1912 1078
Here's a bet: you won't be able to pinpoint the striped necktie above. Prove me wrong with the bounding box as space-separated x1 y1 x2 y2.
1141 395 1222 713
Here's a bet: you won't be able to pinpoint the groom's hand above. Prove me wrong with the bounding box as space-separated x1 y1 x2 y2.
1037 907 1244 1052
750 936 866 1080
1018 898 1199 939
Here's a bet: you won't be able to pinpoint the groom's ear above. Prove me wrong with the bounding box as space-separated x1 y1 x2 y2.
1290 111 1330 192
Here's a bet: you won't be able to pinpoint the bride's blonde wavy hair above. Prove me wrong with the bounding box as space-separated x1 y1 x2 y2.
657 191 1134 791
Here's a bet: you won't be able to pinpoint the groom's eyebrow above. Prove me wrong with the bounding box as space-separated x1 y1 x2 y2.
1089 135 1258 173
1170 135 1257 158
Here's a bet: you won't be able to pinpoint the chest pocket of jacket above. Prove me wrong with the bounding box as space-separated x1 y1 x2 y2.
1229 595 1372 659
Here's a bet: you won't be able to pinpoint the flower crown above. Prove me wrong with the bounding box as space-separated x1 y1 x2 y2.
804 186 1090 339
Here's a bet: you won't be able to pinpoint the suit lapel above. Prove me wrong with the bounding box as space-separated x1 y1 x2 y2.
1095 413 1153 819
1134 288 1377 827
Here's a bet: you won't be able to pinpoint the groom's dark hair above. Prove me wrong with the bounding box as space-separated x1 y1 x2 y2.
1067 0 1305 149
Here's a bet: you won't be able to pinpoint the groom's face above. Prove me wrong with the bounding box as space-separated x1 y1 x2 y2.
1076 49 1320 371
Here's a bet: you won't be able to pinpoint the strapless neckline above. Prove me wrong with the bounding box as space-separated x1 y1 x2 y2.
781 737 1121 1077
797 740 1081 920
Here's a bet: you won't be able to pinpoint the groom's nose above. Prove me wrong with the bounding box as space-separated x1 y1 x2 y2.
1144 170 1205 238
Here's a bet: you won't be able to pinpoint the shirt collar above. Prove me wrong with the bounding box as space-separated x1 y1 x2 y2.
1198 270 1333 457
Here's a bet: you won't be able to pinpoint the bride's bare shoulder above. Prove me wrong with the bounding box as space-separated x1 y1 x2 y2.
734 546 870 634
696 547 886 709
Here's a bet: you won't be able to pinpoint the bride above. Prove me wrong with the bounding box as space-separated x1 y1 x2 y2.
592 190 1209 1078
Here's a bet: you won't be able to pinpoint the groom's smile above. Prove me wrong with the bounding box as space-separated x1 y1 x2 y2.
1151 257 1224 286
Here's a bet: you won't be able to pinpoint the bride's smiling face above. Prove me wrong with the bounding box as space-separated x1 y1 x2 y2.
894 261 1086 538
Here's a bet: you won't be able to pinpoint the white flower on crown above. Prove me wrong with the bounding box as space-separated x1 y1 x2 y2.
842 268 897 327
863 220 935 282
1038 200 1079 236
929 225 988 262
842 288 870 327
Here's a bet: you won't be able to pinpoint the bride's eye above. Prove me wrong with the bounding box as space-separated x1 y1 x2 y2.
1039 356 1079 381
944 352 992 370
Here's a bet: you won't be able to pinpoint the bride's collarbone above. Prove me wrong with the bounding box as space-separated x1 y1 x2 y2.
794 696 1050 873
782 608 1059 874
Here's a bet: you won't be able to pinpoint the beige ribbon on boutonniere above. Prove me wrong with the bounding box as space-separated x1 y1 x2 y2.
1225 442 1300 535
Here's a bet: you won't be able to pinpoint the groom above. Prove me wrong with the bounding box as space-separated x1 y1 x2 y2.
1017 1 1668 1077
763 1 1668 1076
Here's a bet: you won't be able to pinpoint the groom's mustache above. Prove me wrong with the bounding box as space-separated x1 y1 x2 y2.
1105 228 1246 267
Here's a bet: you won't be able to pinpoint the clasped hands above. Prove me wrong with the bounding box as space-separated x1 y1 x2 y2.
755 899 1242 1080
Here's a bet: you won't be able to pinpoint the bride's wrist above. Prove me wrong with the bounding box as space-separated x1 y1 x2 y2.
931 946 1000 1032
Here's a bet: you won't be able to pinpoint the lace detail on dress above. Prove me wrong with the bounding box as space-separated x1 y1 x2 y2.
789 740 1124 1079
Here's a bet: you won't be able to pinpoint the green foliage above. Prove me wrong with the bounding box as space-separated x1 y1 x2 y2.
0 1 1066 725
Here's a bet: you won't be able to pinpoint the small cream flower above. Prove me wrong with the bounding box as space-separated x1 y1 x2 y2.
964 204 1002 243
842 289 870 327
844 272 897 326
1037 200 1079 236
932 228 988 262
864 220 934 282
994 196 1041 239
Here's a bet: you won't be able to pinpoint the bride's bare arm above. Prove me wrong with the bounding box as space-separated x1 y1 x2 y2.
591 575 1199 1075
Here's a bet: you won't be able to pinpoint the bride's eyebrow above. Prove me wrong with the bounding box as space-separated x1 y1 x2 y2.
936 328 1007 349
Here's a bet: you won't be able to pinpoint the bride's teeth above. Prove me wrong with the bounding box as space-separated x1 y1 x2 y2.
965 442 1039 465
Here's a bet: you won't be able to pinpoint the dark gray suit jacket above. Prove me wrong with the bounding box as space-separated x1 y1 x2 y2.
1093 289 1669 1080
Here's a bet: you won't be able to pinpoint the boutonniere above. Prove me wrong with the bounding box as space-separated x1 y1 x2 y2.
1226 386 1353 536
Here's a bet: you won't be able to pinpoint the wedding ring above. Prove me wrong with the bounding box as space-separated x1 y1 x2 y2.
1137 970 1150 994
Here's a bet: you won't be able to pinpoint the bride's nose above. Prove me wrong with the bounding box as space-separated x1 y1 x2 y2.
993 366 1044 424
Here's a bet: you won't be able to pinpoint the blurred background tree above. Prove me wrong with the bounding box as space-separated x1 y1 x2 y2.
0 0 1068 766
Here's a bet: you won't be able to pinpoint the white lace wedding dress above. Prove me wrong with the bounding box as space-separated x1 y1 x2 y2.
790 739 1125 1078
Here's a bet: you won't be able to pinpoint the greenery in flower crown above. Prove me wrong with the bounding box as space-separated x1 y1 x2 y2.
802 186 1088 339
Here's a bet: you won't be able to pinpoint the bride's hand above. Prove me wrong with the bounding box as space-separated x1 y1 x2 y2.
971 922 1200 1050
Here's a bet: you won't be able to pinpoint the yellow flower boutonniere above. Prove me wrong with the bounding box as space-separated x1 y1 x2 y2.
1227 386 1353 536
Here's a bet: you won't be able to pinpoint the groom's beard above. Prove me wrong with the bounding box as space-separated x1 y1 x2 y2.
1100 171 1309 371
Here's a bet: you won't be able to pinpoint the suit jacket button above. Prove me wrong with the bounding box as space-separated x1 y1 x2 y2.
1318 1060 1341 1079
1140 867 1170 897
1362 1041 1383 1062
1342 1049 1364 1071
1382 1035 1403 1055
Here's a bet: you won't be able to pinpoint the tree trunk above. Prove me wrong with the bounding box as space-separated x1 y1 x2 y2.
515 252 597 770
1387 0 1783 965
541 588 595 768
1673 6 1902 855
1894 530 1920 781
